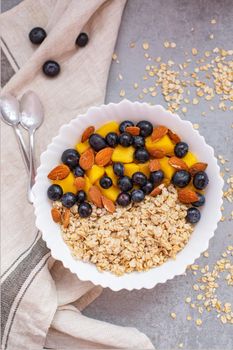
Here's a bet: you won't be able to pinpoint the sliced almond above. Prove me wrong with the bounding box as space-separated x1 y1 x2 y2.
79 148 95 170
168 156 189 171
178 188 199 203
151 125 168 142
101 195 116 213
189 162 208 176
148 148 166 158
149 159 161 172
150 186 162 197
62 208 70 228
95 147 114 167
125 126 140 136
81 126 95 143
89 186 103 208
48 164 70 180
74 177 86 190
167 129 181 144
51 208 61 223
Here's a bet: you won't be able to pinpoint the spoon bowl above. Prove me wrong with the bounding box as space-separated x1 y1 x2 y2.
0 93 20 125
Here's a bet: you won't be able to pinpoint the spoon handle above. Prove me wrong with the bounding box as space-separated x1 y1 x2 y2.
13 125 30 173
28 131 36 204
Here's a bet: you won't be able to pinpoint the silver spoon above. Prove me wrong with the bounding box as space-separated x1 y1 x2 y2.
0 93 30 172
20 91 44 204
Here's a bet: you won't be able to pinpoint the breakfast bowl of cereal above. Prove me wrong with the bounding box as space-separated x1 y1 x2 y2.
33 100 223 290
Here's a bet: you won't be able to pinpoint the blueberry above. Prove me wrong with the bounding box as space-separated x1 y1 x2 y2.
150 170 164 186
141 181 154 194
29 27 46 45
75 32 89 47
132 172 147 186
61 192 77 208
172 170 191 188
61 149 80 169
136 120 153 137
78 202 92 217
192 193 205 207
76 190 86 203
119 132 133 147
47 184 63 201
118 176 133 192
119 120 134 133
113 162 124 177
134 148 150 163
106 132 118 147
174 142 189 158
100 176 112 189
131 189 145 203
116 192 131 207
193 171 209 190
186 207 201 224
89 134 107 151
133 135 145 148
42 60 60 77
74 165 85 177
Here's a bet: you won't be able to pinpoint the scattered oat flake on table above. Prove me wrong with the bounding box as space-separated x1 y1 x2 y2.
119 89 125 97
211 18 217 24
209 34 214 40
164 41 170 48
196 318 202 326
192 48 198 55
118 73 123 80
133 82 139 89
170 42 176 48
170 312 176 319
130 41 135 48
193 123 199 129
112 53 117 60
142 42 149 50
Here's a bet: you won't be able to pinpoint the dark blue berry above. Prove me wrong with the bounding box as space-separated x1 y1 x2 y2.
75 32 89 47
42 60 60 77
174 142 189 158
172 170 191 188
29 27 46 45
136 120 153 137
74 165 85 177
113 162 124 177
131 189 145 203
61 149 80 169
61 192 77 208
118 176 133 192
105 132 118 147
119 120 134 133
186 207 201 224
132 172 147 186
100 176 112 189
133 135 145 148
89 134 107 152
119 132 133 147
134 148 150 163
193 171 209 190
150 170 164 186
117 192 131 207
47 184 63 201
78 202 92 217
141 181 154 194
192 193 205 207
76 190 86 203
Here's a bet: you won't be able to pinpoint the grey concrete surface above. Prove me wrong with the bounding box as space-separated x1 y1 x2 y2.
1 1 233 349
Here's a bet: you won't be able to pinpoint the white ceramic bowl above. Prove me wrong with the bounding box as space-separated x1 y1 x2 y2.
33 100 223 291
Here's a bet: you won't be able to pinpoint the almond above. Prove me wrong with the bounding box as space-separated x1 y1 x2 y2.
168 156 189 171
125 126 140 136
101 195 116 213
189 162 208 176
148 148 166 158
95 147 114 167
79 148 95 170
74 177 86 190
167 129 181 144
51 208 61 223
48 164 70 180
149 159 161 172
89 186 103 208
151 125 168 142
81 126 95 143
178 188 199 204
62 208 70 228
150 186 162 197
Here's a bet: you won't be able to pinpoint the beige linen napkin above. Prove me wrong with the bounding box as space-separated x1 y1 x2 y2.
1 1 154 349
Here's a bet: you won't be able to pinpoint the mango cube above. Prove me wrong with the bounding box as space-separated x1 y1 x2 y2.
124 163 140 177
75 140 89 154
52 172 77 194
146 135 174 155
112 145 134 163
183 152 198 167
86 165 105 184
159 156 175 180
138 162 150 177
96 121 119 137
96 181 120 202
105 165 118 186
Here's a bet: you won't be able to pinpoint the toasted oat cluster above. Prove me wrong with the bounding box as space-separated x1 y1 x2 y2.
54 184 194 276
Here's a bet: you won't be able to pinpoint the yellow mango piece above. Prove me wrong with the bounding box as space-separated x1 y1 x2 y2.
124 163 140 177
84 175 92 199
159 157 175 180
105 165 118 186
138 162 150 177
146 135 174 155
75 140 89 154
52 172 77 194
96 181 120 202
96 121 119 137
183 152 198 167
86 165 105 184
112 145 134 163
